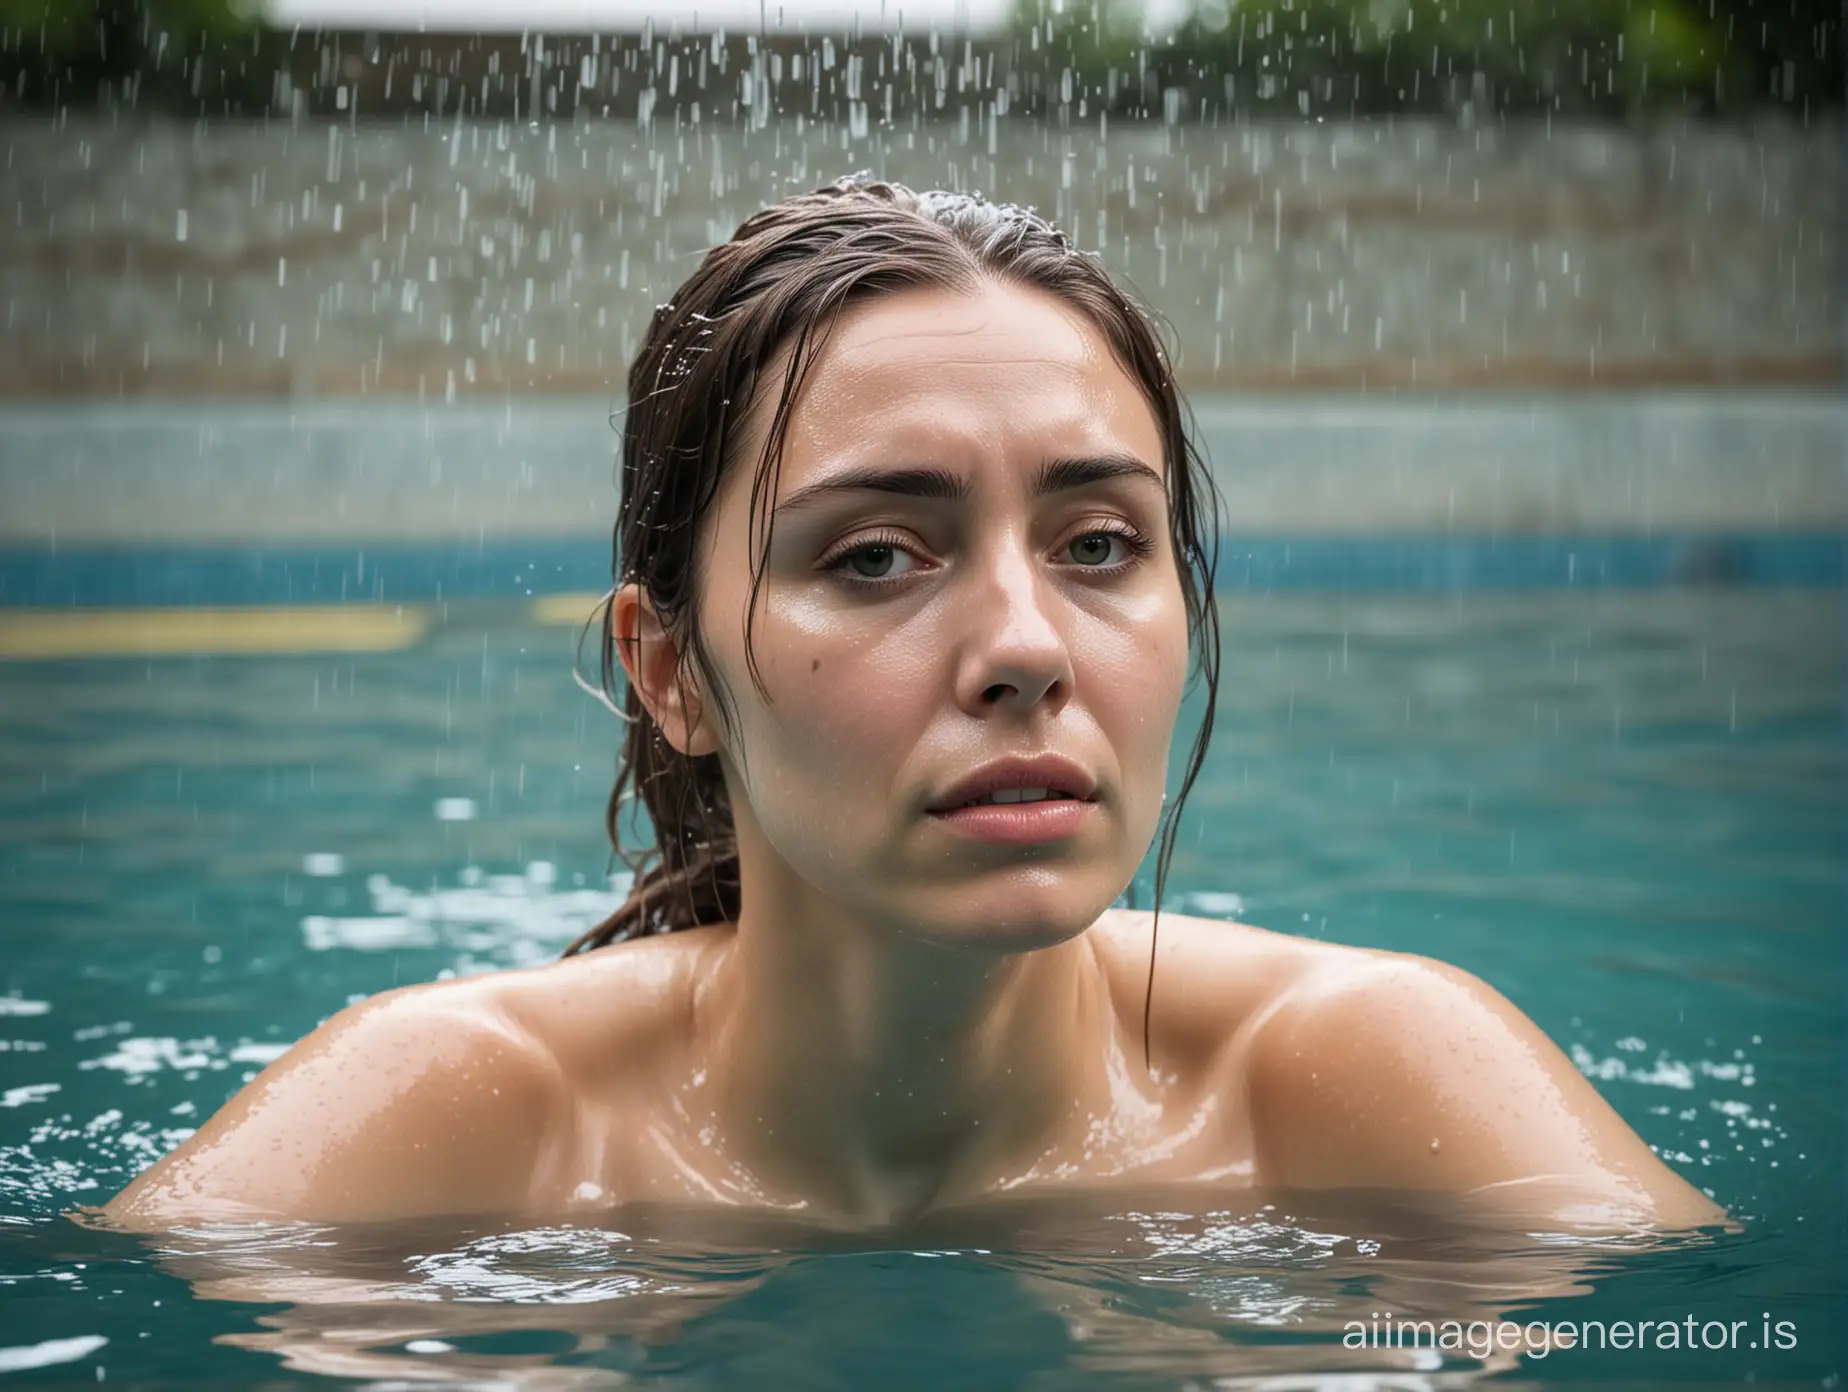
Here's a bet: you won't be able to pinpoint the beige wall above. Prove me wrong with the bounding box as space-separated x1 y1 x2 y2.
1 394 1839 543
0 114 1838 398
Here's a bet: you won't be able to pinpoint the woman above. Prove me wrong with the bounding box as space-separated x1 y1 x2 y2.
106 175 1723 1233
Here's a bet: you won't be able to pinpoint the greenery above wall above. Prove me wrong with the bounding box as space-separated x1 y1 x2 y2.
0 0 286 111
0 0 1835 116
1013 0 1841 116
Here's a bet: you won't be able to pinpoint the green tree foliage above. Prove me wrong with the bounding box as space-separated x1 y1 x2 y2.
0 0 282 112
0 0 1832 116
1012 0 1840 115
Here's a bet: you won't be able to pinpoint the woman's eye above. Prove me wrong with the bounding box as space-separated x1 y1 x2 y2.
829 529 1142 583
841 543 918 580
1064 528 1145 565
1066 531 1130 567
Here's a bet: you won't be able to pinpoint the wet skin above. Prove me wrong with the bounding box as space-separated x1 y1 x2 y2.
104 282 1725 1234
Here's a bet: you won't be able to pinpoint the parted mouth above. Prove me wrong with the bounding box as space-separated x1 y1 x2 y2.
926 755 1098 813
952 788 1082 808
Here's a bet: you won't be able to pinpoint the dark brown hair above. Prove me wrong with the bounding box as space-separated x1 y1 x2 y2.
564 173 1221 1057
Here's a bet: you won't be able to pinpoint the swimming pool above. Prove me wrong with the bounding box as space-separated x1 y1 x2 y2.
0 583 1841 1386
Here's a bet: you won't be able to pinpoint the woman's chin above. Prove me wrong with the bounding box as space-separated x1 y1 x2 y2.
899 886 1118 956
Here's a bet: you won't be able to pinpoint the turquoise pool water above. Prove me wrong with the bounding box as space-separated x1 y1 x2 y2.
0 587 1841 1386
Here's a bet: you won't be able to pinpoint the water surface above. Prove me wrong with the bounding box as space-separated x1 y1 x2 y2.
0 589 1840 1386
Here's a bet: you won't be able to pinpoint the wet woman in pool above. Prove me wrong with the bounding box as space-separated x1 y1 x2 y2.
108 175 1722 1233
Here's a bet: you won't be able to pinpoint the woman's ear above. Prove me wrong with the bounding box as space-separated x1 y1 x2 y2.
611 584 721 757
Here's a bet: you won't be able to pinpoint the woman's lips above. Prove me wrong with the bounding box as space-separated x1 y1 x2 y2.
926 798 1095 844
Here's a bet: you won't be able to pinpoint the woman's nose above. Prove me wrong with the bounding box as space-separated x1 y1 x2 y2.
951 541 1075 718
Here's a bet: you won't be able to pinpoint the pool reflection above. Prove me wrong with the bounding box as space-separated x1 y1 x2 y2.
111 1187 1715 1388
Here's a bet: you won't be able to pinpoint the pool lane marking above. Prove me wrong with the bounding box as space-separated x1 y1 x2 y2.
531 592 609 628
0 605 432 659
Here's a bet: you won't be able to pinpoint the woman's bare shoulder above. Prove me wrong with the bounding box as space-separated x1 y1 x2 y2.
1236 945 1728 1228
1087 917 1721 1227
1087 907 1361 1058
487 923 733 1071
101 974 570 1229
102 928 731 1231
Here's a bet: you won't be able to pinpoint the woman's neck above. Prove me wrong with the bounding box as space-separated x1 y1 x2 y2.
693 888 1113 1226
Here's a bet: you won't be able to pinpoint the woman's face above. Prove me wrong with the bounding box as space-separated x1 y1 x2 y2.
683 280 1191 952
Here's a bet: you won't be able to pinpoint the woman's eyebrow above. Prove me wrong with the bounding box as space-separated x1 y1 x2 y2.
774 452 1163 515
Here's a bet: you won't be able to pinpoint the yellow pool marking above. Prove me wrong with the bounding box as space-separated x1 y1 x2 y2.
532 592 609 628
0 605 433 659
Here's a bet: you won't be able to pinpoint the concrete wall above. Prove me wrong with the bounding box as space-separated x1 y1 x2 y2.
0 114 1838 398
1 394 1839 543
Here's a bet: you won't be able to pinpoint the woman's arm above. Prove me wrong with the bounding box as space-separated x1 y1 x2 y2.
1245 951 1726 1231
103 985 570 1230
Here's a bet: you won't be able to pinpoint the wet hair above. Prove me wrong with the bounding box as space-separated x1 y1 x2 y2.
564 172 1222 1061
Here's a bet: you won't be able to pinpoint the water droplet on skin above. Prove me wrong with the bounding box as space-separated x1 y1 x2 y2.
1429 1137 1442 1154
